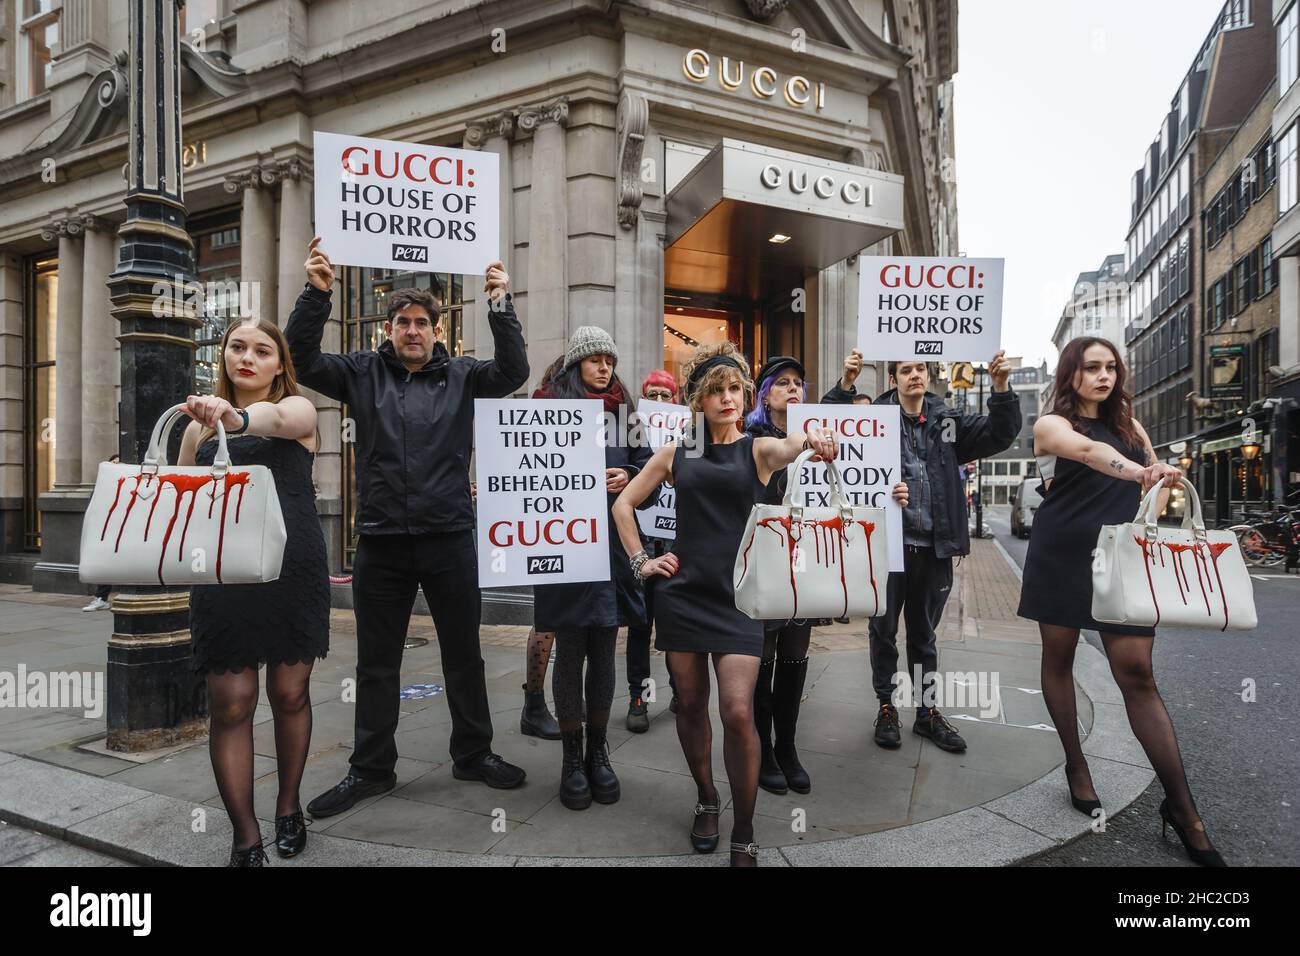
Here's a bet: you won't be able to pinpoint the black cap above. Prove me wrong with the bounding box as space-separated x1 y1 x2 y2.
755 355 804 387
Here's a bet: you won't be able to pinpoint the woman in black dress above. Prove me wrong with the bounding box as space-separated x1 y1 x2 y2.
612 342 836 866
179 316 328 867
1019 337 1224 866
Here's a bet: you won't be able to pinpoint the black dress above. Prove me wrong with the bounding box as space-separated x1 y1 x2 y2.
190 435 331 673
1017 417 1155 637
653 435 766 656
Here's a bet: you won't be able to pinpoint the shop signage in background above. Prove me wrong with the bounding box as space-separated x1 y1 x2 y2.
313 130 499 275
682 48 826 111
181 141 207 169
1209 343 1248 400
857 256 1005 361
631 400 691 540
473 399 610 588
786 404 905 572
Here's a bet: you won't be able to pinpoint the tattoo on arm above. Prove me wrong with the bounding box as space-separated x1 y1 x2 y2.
1144 449 1154 465
1109 458 1127 475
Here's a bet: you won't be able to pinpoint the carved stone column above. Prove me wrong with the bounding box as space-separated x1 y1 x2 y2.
80 214 120 480
463 111 515 361
224 164 280 324
516 98 569 387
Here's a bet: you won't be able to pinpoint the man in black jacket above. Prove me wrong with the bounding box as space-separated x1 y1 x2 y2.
286 238 531 817
870 354 1019 755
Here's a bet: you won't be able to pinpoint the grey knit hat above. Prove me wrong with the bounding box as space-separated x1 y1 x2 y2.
564 325 618 369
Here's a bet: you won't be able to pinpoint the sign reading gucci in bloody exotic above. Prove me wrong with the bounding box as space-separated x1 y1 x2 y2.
473 399 610 588
313 131 499 275
787 404 905 572
857 256 1005 361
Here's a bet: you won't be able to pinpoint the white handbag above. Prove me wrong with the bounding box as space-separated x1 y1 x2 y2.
79 404 287 586
1091 477 1256 631
733 450 889 620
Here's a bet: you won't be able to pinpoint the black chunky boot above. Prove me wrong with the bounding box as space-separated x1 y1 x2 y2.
520 683 561 740
559 728 592 810
584 723 621 804
754 659 787 795
772 657 811 794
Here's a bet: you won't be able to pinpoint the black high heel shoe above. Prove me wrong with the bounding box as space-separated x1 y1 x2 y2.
689 802 720 853
1159 799 1227 867
275 809 308 858
729 839 759 867
1069 790 1102 817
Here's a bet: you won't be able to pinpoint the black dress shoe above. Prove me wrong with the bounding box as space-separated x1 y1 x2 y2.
228 842 269 867
912 708 967 753
690 802 720 853
306 770 397 818
275 810 307 858
626 694 649 734
520 685 562 740
873 703 902 748
1160 799 1227 867
452 752 527 789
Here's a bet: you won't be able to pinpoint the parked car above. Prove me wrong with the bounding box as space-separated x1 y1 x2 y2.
1010 478 1043 538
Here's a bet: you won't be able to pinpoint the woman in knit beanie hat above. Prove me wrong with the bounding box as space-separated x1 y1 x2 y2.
532 325 653 810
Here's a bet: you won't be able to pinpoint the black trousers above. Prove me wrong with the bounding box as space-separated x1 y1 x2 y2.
350 531 493 778
867 544 953 706
626 541 675 699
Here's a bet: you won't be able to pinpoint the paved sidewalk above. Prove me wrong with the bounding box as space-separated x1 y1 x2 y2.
0 541 1155 866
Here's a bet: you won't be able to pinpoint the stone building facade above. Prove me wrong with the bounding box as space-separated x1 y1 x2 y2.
0 0 959 585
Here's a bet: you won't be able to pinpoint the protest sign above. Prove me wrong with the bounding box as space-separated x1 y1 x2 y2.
474 399 609 588
857 256 1003 361
630 400 691 540
314 130 499 275
787 404 904 572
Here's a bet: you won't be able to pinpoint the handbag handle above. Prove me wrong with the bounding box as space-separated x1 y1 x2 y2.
142 403 231 474
782 448 853 519
1134 475 1205 537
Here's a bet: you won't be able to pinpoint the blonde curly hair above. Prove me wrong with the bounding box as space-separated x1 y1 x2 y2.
680 340 754 414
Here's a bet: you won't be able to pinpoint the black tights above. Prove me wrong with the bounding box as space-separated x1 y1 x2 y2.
668 651 761 846
1039 625 1210 850
761 622 812 663
524 628 556 694
207 661 315 851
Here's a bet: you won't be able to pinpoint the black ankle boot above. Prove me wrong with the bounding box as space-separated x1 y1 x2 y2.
584 724 621 804
559 728 592 810
520 684 561 740
772 657 811 794
754 659 787 795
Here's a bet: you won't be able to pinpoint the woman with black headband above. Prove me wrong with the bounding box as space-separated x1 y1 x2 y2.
612 342 836 866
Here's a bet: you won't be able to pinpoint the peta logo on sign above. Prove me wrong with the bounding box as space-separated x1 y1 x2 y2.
391 243 429 263
654 516 677 532
527 555 564 574
914 340 944 355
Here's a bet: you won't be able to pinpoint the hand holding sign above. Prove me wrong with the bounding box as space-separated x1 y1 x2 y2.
305 237 335 292
892 481 909 507
988 350 1011 392
484 260 509 304
605 468 629 494
840 348 864 391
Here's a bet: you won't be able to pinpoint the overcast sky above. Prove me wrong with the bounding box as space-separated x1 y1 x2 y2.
954 0 1232 368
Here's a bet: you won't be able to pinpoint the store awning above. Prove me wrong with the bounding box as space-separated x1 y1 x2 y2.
664 139 905 298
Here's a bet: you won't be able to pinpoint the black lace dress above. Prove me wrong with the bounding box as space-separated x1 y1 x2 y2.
190 435 330 674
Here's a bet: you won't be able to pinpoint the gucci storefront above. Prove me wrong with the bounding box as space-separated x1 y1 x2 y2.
0 0 958 591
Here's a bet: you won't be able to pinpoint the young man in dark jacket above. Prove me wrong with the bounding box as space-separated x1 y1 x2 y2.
286 238 531 817
871 353 1019 754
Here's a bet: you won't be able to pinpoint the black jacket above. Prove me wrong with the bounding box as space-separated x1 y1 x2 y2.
284 283 529 536
532 397 653 631
744 382 858 503
872 386 1021 559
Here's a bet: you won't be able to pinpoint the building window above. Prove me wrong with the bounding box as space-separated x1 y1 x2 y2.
190 208 244 396
1281 123 1299 215
1233 254 1255 314
1283 2 1300 94
1259 235 1275 296
1221 0 1249 30
341 267 465 567
18 0 60 101
1208 277 1227 330
23 254 58 551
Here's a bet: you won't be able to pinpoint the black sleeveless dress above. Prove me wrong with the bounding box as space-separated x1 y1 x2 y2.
653 434 766 656
190 435 331 673
1017 417 1155 637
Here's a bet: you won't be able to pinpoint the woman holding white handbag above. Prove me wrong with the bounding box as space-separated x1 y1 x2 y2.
177 317 327 867
611 342 837 867
1018 337 1224 866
